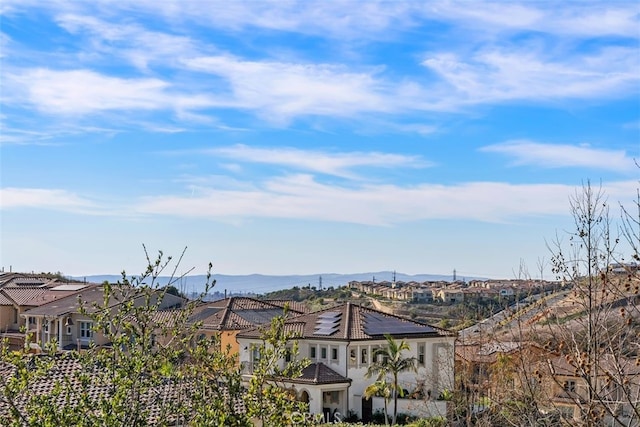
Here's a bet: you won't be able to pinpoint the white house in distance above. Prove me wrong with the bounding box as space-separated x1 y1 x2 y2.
236 302 456 422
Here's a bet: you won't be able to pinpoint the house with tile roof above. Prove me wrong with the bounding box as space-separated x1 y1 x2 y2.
21 284 184 351
0 274 92 350
155 297 307 355
540 353 640 424
236 302 456 422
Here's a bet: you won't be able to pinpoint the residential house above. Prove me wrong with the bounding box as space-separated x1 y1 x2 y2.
157 297 306 354
237 302 456 422
22 284 184 351
541 354 640 425
455 341 546 402
0 274 91 350
436 288 465 304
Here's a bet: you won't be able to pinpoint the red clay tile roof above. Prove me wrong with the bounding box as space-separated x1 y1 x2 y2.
0 290 14 306
284 362 351 385
263 300 310 313
183 297 305 331
1 287 83 307
22 285 185 318
0 353 246 424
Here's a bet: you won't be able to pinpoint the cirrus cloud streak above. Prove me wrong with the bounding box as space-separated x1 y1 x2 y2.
134 177 640 226
481 140 637 172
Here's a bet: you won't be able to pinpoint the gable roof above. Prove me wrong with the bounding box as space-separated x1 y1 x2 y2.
171 297 306 331
237 302 454 341
22 285 185 318
0 274 92 308
0 287 85 307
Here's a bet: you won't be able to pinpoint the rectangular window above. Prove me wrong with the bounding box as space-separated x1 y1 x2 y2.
320 346 327 359
79 321 93 339
349 348 356 366
361 348 368 364
285 346 292 362
310 346 317 359
418 343 425 365
252 346 261 362
13 308 18 324
331 347 338 361
563 380 576 393
44 320 49 333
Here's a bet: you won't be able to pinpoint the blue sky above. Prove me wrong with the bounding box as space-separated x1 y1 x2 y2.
1 1 639 280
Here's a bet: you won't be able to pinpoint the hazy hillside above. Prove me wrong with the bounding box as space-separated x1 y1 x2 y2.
72 271 469 295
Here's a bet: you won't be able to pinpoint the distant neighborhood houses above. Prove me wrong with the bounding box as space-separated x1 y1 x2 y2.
348 278 560 303
2 271 636 425
0 272 455 422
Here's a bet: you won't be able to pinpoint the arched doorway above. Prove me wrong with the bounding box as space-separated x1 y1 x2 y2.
299 390 310 403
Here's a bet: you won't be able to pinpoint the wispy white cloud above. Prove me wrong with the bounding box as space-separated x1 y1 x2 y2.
55 14 201 71
208 144 428 179
427 2 639 38
135 176 640 226
481 140 637 172
8 69 171 114
183 55 399 122
17 1 635 40
422 46 639 104
3 177 639 232
0 188 97 212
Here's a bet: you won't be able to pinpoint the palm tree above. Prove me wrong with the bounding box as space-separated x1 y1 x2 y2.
364 380 391 425
366 334 417 425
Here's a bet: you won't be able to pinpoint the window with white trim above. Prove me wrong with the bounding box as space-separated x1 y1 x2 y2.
320 346 327 360
418 343 425 366
79 321 93 339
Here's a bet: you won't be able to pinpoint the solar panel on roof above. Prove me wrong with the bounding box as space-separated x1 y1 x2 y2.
314 311 341 336
314 327 338 336
362 312 435 336
236 309 283 325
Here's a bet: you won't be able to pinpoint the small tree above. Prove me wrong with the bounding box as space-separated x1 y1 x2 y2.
0 247 308 426
365 380 392 425
367 334 417 425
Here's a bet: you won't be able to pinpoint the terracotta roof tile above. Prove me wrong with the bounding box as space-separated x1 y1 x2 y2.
285 362 351 385
2 288 82 307
184 297 304 331
0 353 246 424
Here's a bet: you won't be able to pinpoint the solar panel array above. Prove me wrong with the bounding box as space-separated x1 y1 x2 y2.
189 307 223 323
313 311 342 336
362 312 435 336
236 308 283 325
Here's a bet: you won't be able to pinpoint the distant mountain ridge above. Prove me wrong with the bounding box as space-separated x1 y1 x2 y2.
71 271 480 295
